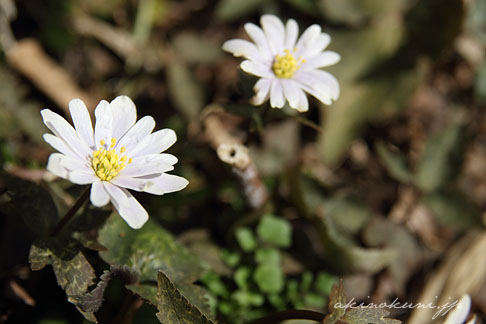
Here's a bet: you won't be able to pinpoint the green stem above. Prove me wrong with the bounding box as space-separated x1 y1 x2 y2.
49 187 90 236
247 310 326 324
295 116 324 133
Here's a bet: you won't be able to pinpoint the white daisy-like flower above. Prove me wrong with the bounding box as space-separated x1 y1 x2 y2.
41 96 189 229
443 295 476 324
222 14 340 112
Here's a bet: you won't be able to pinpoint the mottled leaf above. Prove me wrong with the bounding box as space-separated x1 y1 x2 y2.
156 271 215 324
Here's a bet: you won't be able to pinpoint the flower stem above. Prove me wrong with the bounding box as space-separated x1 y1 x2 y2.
246 310 326 324
295 116 324 133
49 187 90 236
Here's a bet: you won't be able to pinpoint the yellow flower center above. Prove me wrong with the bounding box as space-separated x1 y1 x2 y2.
91 138 132 181
272 49 305 79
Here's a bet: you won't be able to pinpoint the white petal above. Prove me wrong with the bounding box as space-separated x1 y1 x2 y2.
41 109 92 159
116 116 155 152
295 87 309 112
129 129 177 157
301 51 341 70
293 70 340 104
270 79 285 108
281 79 300 109
244 23 272 61
90 181 110 207
443 295 471 324
300 33 331 58
94 100 112 148
222 39 259 60
69 99 94 148
251 78 272 106
295 25 321 52
261 14 285 55
284 19 299 50
68 169 97 185
149 173 189 195
58 154 90 171
103 183 148 229
465 315 477 324
46 153 69 179
120 160 173 178
43 134 77 158
159 153 178 165
240 60 273 78
109 96 137 140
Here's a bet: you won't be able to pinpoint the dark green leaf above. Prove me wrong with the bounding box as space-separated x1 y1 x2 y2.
156 271 215 324
5 175 58 236
215 0 263 22
414 123 467 192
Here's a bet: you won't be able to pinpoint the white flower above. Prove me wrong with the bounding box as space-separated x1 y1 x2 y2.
222 14 340 112
443 295 476 324
41 96 189 229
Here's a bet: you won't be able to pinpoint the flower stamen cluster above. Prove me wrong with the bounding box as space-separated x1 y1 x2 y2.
91 138 132 181
272 49 305 79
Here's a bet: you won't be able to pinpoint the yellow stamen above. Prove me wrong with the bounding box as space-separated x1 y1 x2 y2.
272 49 304 79
91 137 130 181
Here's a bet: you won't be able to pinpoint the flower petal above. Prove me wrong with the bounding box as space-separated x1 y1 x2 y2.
301 51 341 71
58 154 90 171
270 79 285 108
109 96 137 140
284 19 299 50
240 60 273 78
129 129 177 157
293 70 339 104
261 14 285 55
94 100 112 148
295 24 321 53
251 78 272 106
222 39 259 61
68 169 97 185
41 109 92 159
281 79 300 109
46 153 69 179
305 69 340 100
244 23 272 61
443 295 471 324
90 180 110 207
148 173 189 195
43 134 78 157
121 159 173 177
103 182 148 229
116 116 156 152
295 86 309 112
301 33 331 58
69 99 95 148
159 153 178 165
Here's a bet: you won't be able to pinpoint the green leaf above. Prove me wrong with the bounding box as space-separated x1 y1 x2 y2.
253 263 284 294
422 191 482 229
376 141 412 183
156 271 215 324
257 214 292 248
98 214 211 314
315 272 338 295
255 247 280 264
5 175 58 236
325 197 372 235
414 123 467 192
234 266 251 290
99 215 205 284
167 58 205 121
236 227 257 252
